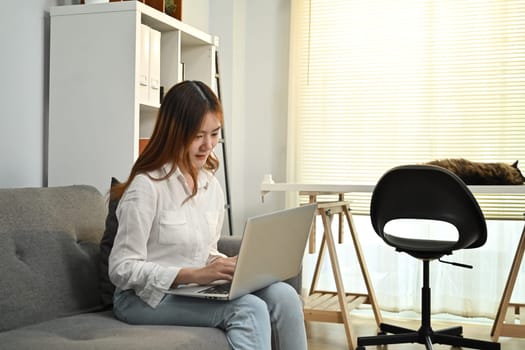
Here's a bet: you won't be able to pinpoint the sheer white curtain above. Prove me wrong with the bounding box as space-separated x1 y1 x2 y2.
288 0 525 318
302 217 524 318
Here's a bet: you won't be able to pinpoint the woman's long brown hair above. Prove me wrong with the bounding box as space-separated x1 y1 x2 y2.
111 80 224 200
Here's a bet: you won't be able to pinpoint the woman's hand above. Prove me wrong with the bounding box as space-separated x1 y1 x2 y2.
172 256 237 287
196 256 237 285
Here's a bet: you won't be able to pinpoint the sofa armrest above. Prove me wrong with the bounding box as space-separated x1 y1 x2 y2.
217 235 302 295
217 235 243 258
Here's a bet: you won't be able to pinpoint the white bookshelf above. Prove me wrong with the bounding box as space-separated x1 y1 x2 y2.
48 1 218 194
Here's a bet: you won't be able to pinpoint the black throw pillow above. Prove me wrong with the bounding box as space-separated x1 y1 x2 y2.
99 177 121 307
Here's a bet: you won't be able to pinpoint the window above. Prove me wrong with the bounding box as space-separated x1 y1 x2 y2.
288 0 525 219
289 0 525 318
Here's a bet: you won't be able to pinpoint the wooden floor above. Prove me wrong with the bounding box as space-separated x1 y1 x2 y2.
306 311 525 350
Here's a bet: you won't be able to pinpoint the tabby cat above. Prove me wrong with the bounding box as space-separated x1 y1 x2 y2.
426 159 525 185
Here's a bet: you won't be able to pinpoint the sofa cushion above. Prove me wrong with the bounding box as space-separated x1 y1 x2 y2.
0 310 230 350
0 185 107 331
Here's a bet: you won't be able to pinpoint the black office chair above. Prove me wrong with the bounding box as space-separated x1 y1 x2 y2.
356 165 500 350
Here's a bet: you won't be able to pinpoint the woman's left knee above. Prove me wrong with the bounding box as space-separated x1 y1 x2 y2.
262 282 302 307
269 282 297 296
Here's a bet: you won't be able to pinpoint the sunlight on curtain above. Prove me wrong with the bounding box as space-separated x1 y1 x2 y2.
288 0 525 317
302 216 524 318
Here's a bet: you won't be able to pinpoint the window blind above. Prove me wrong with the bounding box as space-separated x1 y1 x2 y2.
288 0 525 219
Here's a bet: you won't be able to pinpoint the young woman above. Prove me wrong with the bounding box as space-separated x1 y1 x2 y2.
108 80 307 350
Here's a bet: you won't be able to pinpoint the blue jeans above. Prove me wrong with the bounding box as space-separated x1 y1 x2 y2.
113 282 307 350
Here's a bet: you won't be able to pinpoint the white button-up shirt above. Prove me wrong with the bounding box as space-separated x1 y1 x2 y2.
108 165 226 308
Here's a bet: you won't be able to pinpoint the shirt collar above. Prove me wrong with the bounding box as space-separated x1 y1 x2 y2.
165 163 211 191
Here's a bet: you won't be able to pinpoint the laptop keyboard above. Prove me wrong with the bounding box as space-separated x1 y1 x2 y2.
198 283 231 295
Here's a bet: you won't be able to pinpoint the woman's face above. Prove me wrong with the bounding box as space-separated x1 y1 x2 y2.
188 112 221 169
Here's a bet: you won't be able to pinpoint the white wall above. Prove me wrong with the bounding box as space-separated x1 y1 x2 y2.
0 0 71 187
209 0 290 233
0 0 289 232
209 0 247 234
182 0 209 33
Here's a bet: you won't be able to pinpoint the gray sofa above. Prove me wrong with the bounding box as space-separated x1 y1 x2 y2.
0 185 300 350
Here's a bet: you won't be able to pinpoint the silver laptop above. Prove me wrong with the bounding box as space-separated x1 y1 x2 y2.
166 204 317 300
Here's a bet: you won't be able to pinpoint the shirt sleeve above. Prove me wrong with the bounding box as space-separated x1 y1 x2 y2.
108 175 179 308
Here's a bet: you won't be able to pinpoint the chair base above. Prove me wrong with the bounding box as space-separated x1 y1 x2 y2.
356 261 500 350
356 321 500 350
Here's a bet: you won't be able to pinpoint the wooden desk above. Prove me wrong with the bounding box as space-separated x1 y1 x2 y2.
491 224 525 340
261 182 525 343
261 183 379 349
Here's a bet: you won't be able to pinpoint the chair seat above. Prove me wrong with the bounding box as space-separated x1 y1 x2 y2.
384 234 455 259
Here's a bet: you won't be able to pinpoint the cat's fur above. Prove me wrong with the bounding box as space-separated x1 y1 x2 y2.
426 159 525 185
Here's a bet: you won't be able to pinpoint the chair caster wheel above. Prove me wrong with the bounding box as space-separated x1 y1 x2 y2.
356 347 365 350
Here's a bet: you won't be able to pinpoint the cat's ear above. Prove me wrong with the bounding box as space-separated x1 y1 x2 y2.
512 160 519 168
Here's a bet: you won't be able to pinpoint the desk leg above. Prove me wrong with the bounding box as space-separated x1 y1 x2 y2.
304 202 382 350
343 206 383 327
308 233 327 295
491 223 525 341
308 195 317 254
320 210 356 350
338 193 345 244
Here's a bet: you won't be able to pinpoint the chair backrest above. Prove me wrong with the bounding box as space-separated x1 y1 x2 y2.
370 165 487 255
